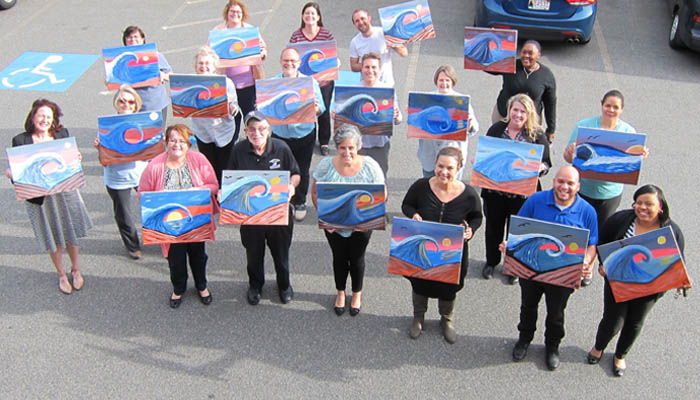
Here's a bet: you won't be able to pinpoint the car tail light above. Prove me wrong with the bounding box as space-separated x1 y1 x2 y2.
566 0 596 5
693 13 700 24
493 25 512 29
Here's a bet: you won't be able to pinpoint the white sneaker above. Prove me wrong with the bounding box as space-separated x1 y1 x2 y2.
294 204 307 221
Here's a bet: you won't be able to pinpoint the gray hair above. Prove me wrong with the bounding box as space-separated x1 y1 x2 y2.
333 124 362 150
194 46 220 70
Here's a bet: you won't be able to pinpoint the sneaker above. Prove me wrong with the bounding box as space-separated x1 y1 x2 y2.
294 204 307 221
508 275 519 285
581 278 592 287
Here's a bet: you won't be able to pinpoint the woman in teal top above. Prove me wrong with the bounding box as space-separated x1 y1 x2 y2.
312 124 384 317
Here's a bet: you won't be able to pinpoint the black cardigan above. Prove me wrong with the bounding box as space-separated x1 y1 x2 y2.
598 209 685 257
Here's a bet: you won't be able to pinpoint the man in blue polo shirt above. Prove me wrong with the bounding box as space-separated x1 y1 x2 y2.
502 166 598 371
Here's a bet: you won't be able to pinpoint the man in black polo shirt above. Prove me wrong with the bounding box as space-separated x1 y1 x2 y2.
227 111 301 305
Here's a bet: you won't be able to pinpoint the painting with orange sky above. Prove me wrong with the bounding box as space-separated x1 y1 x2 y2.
219 170 290 225
470 136 544 196
141 189 214 245
573 127 647 185
316 182 385 230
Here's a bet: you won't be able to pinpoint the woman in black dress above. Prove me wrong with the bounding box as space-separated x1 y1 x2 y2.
401 147 483 343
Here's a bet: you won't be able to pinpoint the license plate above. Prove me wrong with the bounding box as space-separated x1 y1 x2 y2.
528 0 550 11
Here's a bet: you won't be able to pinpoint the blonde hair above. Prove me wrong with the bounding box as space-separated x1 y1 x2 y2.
505 93 542 141
112 84 143 112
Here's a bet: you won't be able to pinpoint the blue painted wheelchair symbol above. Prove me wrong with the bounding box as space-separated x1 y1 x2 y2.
0 52 99 92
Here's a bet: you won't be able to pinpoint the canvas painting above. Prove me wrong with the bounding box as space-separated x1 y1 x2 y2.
597 226 690 302
170 74 229 118
333 85 394 136
379 0 436 45
470 136 544 196
573 127 647 185
287 40 339 81
208 26 262 68
97 110 164 166
103 43 161 90
6 137 85 201
316 182 386 230
407 92 470 141
503 216 590 289
219 170 290 225
255 77 316 126
464 27 517 74
388 217 464 284
141 189 214 244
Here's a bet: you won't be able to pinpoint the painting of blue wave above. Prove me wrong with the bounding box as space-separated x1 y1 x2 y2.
334 86 394 127
407 106 459 133
16 151 81 190
475 150 539 182
299 49 336 75
221 174 288 216
141 189 212 240
220 170 289 225
316 183 385 228
288 40 339 81
574 143 642 174
464 27 517 73
390 218 463 269
508 233 585 272
209 27 261 62
573 127 646 185
255 76 315 124
170 74 226 110
103 43 159 88
379 1 435 44
407 92 470 140
258 91 306 120
98 111 163 155
464 32 514 66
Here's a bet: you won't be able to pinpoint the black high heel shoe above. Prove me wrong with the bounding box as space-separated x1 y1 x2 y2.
612 358 626 377
334 293 345 316
587 350 602 365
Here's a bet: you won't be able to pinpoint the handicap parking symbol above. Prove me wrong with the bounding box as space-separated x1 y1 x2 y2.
0 52 99 92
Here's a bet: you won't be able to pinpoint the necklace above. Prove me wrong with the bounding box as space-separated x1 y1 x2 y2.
523 63 539 79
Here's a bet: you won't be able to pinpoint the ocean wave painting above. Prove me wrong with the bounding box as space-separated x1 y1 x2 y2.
388 217 464 284
379 1 436 45
141 189 214 244
598 226 689 302
6 137 85 200
170 74 228 118
333 85 394 135
219 170 289 225
463 27 517 73
503 216 589 289
407 92 470 140
103 43 160 90
573 127 647 185
288 40 339 81
209 26 262 67
316 183 385 230
255 76 316 125
470 136 543 196
97 111 164 165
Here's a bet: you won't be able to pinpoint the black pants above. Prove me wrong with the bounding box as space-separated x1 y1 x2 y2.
234 85 256 141
196 137 236 185
273 132 314 206
168 242 208 295
359 142 390 178
483 192 526 266
518 278 574 348
106 186 141 253
594 278 661 359
317 82 334 147
580 193 622 231
240 210 294 291
324 230 372 292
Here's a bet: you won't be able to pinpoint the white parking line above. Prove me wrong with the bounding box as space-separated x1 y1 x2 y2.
403 41 422 103
593 19 617 88
161 9 275 31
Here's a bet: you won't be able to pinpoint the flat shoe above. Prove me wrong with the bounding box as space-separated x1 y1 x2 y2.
349 307 361 316
169 296 182 309
613 359 626 377
334 306 345 316
587 351 602 365
199 290 213 305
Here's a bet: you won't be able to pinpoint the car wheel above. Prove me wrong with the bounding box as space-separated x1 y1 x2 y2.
669 11 685 49
0 0 16 10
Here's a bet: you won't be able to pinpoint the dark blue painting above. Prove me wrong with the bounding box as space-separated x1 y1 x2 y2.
463 27 517 73
316 182 385 230
573 127 647 185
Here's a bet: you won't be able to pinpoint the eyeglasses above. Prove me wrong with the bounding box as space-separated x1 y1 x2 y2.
118 98 136 105
168 139 188 145
281 58 300 64
229 9 243 14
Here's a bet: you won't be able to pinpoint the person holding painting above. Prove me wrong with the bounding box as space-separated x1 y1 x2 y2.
138 124 219 308
481 94 551 283
586 184 685 377
190 46 239 184
289 1 336 155
8 99 93 295
311 124 385 316
417 64 479 179
212 0 268 141
94 84 148 259
401 146 483 343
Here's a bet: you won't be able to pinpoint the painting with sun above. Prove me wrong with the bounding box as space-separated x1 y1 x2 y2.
504 216 590 289
333 85 395 136
169 74 230 118
97 110 164 166
597 226 689 302
286 40 339 82
208 26 262 68
389 218 464 284
407 92 470 140
573 127 647 185
255 77 316 127
219 170 290 225
141 189 214 245
316 183 386 230
463 27 517 74
6 137 85 201
470 136 544 196
379 0 436 45
103 43 161 91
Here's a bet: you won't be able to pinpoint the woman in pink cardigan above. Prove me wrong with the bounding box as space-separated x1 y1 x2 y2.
139 124 219 308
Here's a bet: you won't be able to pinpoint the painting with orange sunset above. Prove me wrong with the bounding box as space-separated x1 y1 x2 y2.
141 189 214 245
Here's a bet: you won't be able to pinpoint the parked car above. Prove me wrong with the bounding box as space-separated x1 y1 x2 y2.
668 0 700 51
474 0 597 44
0 0 16 10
